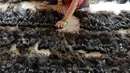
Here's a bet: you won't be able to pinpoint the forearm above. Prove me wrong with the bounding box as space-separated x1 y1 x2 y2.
64 0 79 20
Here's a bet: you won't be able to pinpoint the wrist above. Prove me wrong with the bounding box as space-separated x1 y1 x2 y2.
58 2 63 5
61 18 68 25
58 0 63 5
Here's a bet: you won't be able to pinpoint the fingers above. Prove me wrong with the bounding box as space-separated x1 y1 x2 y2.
55 21 65 28
40 1 49 7
57 8 61 13
62 9 65 14
61 8 65 14
57 8 63 13
55 22 62 27
57 6 65 14
58 9 65 14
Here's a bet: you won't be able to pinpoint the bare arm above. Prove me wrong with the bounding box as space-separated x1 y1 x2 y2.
63 0 79 20
55 0 79 28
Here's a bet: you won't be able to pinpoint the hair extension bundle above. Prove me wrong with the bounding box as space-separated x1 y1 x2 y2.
74 11 130 31
0 1 129 73
0 5 64 27
0 28 129 55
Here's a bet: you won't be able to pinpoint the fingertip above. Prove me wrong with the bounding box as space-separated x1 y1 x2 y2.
57 25 60 27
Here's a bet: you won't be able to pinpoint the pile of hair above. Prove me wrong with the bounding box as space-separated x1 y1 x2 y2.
0 5 64 27
0 2 129 73
105 0 129 4
0 50 129 73
0 0 45 3
74 10 130 31
0 27 129 73
0 27 129 53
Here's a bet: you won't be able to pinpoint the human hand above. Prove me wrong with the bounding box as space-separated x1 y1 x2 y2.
40 1 49 7
57 5 65 14
55 20 68 28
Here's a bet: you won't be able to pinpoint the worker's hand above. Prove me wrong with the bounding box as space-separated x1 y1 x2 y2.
55 20 66 28
57 5 65 14
40 1 49 7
